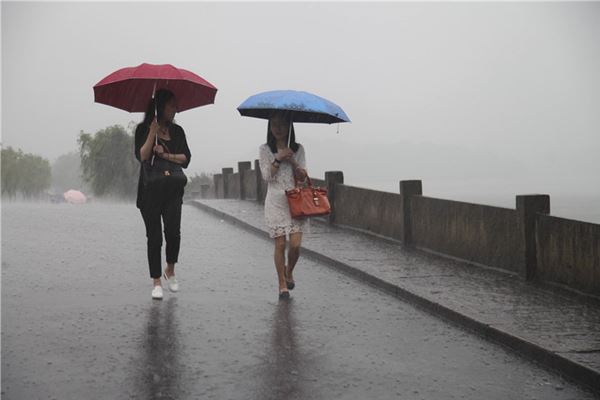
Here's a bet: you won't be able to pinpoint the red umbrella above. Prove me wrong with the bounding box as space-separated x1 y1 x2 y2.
93 63 217 112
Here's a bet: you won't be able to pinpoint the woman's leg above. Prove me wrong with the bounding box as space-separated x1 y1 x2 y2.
274 235 288 292
140 203 163 284
286 232 303 282
162 193 182 278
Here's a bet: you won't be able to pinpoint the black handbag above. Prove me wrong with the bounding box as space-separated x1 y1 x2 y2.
141 140 187 189
141 159 186 188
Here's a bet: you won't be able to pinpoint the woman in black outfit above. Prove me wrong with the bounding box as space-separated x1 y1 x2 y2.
135 89 191 300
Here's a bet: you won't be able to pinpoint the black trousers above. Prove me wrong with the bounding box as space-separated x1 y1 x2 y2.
140 185 183 279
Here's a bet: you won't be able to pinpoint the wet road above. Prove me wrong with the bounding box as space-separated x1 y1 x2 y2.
2 202 597 399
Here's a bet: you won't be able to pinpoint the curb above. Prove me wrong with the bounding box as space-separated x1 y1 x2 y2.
188 200 600 395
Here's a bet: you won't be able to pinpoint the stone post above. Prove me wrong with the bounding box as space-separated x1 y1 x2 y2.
222 167 234 199
325 171 344 224
400 180 423 245
254 159 265 203
213 174 223 199
238 161 252 200
516 194 550 281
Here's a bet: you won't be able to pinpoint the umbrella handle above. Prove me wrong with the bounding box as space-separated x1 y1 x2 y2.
152 81 158 121
151 122 158 166
287 112 293 147
151 127 158 166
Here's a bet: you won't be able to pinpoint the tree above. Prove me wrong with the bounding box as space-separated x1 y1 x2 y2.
20 153 51 199
78 125 138 199
1 147 21 199
1 146 51 199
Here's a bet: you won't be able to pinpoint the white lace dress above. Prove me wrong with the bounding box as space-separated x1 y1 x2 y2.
259 143 309 238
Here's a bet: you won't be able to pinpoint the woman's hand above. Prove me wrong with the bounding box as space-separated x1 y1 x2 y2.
153 144 165 155
294 167 307 181
140 118 159 162
149 118 159 139
275 148 294 162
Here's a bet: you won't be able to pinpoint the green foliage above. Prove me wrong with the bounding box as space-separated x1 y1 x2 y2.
1 147 22 199
78 125 138 199
1 147 51 199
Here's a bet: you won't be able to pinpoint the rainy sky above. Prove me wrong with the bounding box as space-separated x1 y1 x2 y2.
2 1 600 202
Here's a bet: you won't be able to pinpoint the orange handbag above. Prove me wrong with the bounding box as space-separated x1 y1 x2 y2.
285 176 331 219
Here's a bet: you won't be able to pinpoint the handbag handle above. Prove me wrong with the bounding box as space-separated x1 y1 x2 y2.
293 171 312 188
157 137 172 154
151 132 171 167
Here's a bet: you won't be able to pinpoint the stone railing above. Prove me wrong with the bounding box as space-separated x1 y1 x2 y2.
197 160 600 297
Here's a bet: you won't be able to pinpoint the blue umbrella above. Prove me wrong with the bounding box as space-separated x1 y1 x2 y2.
237 90 351 124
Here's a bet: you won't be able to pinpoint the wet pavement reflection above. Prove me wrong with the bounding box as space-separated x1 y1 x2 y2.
138 298 182 400
257 300 304 400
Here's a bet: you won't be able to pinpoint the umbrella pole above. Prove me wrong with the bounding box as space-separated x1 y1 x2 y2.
151 82 157 166
287 112 293 148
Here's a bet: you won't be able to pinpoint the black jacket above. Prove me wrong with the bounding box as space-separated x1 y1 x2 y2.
134 122 191 209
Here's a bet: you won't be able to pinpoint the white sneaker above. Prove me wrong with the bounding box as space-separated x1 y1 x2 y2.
163 272 179 292
152 285 163 299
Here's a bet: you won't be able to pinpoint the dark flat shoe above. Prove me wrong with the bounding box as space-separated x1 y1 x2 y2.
284 265 295 290
279 290 290 300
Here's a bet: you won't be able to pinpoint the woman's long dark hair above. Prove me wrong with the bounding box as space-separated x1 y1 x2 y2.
266 112 299 153
142 89 175 126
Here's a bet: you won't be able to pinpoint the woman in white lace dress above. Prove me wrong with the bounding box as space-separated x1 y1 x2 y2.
259 112 308 299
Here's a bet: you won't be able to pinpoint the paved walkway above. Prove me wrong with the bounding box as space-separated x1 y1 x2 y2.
191 199 600 395
2 202 599 399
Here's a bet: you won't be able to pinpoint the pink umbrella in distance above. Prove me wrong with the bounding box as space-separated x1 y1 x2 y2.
63 190 87 204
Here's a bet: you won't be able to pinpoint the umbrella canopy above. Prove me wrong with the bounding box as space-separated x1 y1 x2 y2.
93 63 217 112
237 90 350 124
63 190 87 204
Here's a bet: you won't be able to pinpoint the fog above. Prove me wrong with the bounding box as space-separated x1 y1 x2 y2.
2 2 599 219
